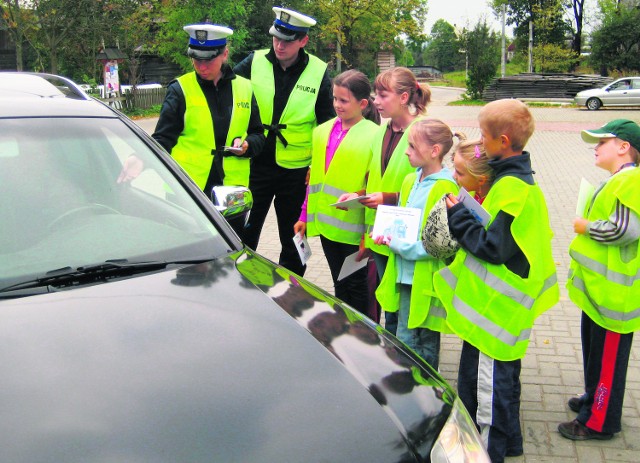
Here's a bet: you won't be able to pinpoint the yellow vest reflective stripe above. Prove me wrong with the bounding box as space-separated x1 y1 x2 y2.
250 49 327 168
172 72 253 189
433 176 559 360
364 119 421 255
376 173 458 331
222 77 253 187
567 168 640 333
306 118 376 244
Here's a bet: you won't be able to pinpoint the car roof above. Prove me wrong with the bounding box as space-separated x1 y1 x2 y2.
0 72 118 119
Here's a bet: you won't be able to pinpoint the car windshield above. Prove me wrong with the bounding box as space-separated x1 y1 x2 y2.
0 117 230 289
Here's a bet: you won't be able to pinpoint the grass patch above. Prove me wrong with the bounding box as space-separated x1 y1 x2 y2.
448 99 485 106
123 104 162 119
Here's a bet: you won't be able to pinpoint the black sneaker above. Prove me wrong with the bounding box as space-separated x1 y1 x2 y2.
568 396 583 413
558 419 613 441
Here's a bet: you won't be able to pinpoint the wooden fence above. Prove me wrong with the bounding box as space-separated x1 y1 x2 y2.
94 86 167 110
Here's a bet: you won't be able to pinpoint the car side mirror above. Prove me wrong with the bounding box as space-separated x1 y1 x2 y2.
211 186 253 223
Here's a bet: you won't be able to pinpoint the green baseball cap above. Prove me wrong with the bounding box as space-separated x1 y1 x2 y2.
581 119 640 152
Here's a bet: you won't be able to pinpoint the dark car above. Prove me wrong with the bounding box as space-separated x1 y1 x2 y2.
0 72 489 462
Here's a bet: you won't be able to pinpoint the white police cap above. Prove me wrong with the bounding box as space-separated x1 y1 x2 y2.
269 7 316 41
184 24 233 60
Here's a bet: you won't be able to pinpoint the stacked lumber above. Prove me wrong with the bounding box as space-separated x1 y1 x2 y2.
482 73 612 101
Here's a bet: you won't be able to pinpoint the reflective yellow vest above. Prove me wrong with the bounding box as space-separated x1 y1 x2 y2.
364 119 421 255
306 118 376 245
376 172 458 331
172 72 253 189
433 176 559 360
250 49 327 168
567 167 640 333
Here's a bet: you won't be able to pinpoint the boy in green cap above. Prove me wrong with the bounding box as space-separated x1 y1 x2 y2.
560 119 640 441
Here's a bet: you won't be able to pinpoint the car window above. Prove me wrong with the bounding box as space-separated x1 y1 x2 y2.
632 80 640 90
611 80 631 91
0 117 229 287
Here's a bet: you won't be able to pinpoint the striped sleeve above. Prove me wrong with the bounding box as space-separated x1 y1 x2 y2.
588 199 640 245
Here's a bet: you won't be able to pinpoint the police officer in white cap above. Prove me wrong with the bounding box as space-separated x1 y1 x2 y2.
152 22 265 235
234 6 334 277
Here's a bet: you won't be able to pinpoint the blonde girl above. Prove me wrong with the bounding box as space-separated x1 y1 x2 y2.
339 67 431 333
451 136 494 204
375 118 458 369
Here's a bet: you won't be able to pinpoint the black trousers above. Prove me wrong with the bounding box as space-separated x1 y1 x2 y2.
578 311 633 434
458 342 522 463
241 163 308 276
320 236 368 315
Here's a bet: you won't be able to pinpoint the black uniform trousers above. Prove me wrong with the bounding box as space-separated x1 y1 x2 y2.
458 341 523 463
242 163 308 276
578 311 633 434
319 236 368 315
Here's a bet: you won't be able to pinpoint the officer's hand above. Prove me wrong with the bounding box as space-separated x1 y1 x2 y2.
231 138 249 156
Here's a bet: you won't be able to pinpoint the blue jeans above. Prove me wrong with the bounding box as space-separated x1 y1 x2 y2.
396 284 441 370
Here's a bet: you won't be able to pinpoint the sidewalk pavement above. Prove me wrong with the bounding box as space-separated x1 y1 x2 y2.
137 96 640 461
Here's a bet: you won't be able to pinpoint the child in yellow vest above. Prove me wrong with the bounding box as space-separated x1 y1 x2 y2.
450 136 494 205
559 119 640 441
338 67 431 334
294 70 379 314
374 118 458 369
434 99 559 463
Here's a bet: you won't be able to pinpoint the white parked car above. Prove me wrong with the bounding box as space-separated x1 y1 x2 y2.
574 77 640 110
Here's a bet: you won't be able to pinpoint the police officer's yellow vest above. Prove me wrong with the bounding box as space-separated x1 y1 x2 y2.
250 49 326 169
306 118 376 245
172 72 253 189
376 172 458 332
433 176 559 361
364 119 421 255
567 167 640 333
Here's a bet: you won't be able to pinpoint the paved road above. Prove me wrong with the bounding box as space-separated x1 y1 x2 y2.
136 89 640 461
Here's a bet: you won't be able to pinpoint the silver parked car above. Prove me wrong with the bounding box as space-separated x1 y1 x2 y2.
574 77 640 110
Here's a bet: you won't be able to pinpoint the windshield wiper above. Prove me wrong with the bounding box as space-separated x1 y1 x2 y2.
0 258 212 298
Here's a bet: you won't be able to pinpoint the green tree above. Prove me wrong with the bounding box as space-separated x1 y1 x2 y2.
491 0 571 49
531 1 578 72
567 0 586 55
0 0 33 70
423 19 461 72
20 0 96 74
462 20 500 99
312 0 428 73
533 43 579 71
589 2 640 75
155 0 250 72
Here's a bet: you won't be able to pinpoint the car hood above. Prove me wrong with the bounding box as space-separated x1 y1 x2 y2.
0 250 453 463
575 87 603 97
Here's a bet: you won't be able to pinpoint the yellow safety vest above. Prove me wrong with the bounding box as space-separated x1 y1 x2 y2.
376 173 458 331
567 167 640 333
306 118 376 245
250 49 327 168
172 72 253 188
364 119 421 255
433 176 559 360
